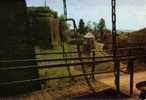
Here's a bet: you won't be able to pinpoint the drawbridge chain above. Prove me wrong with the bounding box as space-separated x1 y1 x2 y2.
112 0 120 94
61 0 120 94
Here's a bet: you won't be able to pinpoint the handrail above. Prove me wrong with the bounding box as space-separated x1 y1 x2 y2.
0 45 146 63
35 46 146 55
0 47 145 94
0 71 112 86
0 59 114 71
0 55 139 71
0 55 117 63
0 53 144 63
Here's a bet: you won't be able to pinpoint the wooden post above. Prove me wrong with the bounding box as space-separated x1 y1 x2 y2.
91 50 96 80
128 58 134 96
115 60 120 95
128 48 134 96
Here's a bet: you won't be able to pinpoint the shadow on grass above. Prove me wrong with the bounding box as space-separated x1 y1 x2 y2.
71 88 130 100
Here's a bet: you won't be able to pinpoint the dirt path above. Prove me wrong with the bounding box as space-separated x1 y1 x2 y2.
97 71 146 98
2 71 145 100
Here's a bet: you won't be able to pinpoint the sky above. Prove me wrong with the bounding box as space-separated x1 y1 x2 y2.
26 0 146 30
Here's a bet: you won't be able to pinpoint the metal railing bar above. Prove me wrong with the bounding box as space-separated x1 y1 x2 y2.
0 59 114 71
0 53 143 63
0 71 112 86
2 51 146 63
35 47 146 55
0 55 137 71
35 51 78 55
0 55 117 63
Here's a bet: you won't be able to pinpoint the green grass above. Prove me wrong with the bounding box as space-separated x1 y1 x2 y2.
35 42 114 89
35 43 82 89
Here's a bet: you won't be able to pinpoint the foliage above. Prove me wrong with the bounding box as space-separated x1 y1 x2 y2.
28 7 58 18
80 19 108 41
78 19 86 35
86 21 92 31
93 21 98 31
97 18 106 42
97 18 106 31
59 15 71 42
59 15 70 32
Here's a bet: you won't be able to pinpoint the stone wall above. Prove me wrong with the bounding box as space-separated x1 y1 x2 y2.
0 0 41 96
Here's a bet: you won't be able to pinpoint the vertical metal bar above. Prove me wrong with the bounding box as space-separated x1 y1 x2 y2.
128 48 134 96
59 19 79 81
130 59 134 96
128 49 134 96
91 50 96 80
111 0 120 94
116 60 120 93
62 0 70 79
78 49 96 92
44 0 47 7
63 0 67 18
59 22 72 80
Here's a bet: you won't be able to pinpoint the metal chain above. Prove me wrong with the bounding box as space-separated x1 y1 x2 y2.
112 0 120 93
112 0 117 44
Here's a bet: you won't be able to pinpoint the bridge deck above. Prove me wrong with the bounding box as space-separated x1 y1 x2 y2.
1 71 146 99
97 71 146 99
16 80 110 100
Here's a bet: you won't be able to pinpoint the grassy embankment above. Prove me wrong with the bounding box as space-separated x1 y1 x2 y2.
35 43 82 89
35 43 114 89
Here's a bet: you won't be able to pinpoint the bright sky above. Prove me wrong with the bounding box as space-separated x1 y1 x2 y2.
26 0 146 30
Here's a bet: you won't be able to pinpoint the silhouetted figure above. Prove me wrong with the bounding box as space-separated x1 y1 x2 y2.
0 0 40 96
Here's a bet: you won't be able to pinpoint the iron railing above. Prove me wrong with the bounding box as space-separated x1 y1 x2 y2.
0 47 146 96
0 49 114 95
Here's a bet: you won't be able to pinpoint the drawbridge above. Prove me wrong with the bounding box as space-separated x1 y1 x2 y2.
0 0 146 99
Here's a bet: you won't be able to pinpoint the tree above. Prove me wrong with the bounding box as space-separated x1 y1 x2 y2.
93 21 99 40
93 21 98 31
78 19 85 35
97 18 106 42
86 21 92 31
